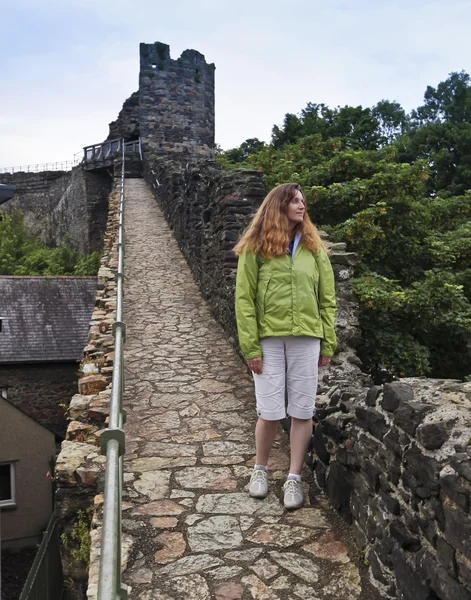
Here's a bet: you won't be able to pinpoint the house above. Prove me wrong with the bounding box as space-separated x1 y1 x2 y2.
0 276 97 548
0 393 56 548
0 276 98 439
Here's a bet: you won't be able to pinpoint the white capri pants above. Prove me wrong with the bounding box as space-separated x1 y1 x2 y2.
253 336 321 421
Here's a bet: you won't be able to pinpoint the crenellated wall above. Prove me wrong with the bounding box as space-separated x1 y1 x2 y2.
139 42 215 158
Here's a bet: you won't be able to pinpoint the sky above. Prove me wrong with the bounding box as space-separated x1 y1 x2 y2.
1 0 470 168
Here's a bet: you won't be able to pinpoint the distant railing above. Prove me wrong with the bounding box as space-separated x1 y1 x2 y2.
97 143 129 600
0 159 80 174
84 139 123 163
18 515 64 600
83 139 141 164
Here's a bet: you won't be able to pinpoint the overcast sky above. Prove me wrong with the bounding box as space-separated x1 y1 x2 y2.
1 0 470 168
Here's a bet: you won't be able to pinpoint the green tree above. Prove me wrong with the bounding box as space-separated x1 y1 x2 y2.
217 73 471 381
0 208 100 276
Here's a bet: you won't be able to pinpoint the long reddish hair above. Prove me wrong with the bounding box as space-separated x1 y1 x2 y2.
233 183 325 258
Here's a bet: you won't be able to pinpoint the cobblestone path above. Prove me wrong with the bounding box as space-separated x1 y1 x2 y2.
121 179 362 600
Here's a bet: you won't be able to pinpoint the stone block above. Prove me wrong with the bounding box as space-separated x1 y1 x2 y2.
403 444 439 499
88 397 110 423
456 550 471 589
375 536 395 569
380 491 401 516
452 454 471 484
444 502 471 558
368 549 390 585
350 492 368 528
66 421 97 443
78 374 108 395
361 462 381 493
393 548 434 600
417 513 438 547
417 422 451 450
395 401 431 435
314 459 326 488
322 416 346 443
431 497 446 532
366 385 382 407
68 394 94 420
437 536 457 576
313 423 330 465
440 471 470 512
355 406 389 440
383 426 403 456
420 551 471 600
352 522 367 550
390 521 421 552
354 472 372 501
335 445 358 468
326 461 354 523
382 382 413 411
55 440 100 486
329 251 357 266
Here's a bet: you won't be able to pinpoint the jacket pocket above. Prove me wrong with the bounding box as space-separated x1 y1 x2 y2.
313 283 320 317
263 276 272 314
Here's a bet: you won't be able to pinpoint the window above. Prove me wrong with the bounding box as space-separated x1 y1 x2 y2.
0 463 16 507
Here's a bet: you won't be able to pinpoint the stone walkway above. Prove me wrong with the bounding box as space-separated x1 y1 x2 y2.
121 179 361 600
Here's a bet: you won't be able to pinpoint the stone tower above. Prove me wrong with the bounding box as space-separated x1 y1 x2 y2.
139 42 215 158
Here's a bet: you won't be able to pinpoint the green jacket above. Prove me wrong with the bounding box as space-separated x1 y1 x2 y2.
235 245 337 359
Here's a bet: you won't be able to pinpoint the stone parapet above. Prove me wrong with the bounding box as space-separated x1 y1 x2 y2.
53 172 121 598
312 377 471 599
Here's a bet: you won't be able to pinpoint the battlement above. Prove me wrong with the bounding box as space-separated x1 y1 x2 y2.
139 42 215 158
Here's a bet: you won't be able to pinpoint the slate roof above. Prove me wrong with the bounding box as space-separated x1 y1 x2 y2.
0 276 98 363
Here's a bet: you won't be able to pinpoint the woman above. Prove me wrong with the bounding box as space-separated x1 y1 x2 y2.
234 183 336 509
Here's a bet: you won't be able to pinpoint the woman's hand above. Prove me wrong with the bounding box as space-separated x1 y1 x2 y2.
318 355 331 368
248 356 263 375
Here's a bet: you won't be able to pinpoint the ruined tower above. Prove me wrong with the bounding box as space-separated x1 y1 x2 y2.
139 42 215 158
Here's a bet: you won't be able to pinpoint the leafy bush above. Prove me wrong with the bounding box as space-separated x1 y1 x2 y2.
0 208 100 276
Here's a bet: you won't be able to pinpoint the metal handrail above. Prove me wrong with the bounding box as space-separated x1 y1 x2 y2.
84 139 123 163
97 140 128 600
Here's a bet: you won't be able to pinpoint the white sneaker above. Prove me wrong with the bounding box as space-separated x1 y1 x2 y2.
283 477 304 509
249 468 268 498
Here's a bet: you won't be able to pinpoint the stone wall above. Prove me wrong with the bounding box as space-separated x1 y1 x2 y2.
0 167 111 253
107 91 140 141
0 363 77 438
311 376 471 600
139 42 215 158
54 173 121 598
